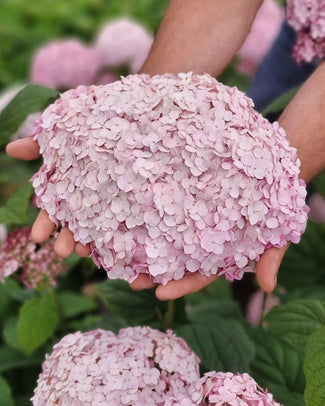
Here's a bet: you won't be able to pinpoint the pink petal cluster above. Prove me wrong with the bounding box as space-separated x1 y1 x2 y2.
31 39 102 90
287 0 325 63
32 327 201 406
193 371 282 405
237 0 284 76
32 73 308 285
0 227 65 289
95 18 153 73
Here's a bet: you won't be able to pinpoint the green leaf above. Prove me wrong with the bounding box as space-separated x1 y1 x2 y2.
0 376 14 406
187 300 244 324
265 300 325 352
68 314 128 334
278 223 325 291
262 86 299 117
176 319 255 373
249 328 305 406
95 280 167 325
304 326 325 406
3 317 22 351
17 294 59 354
0 84 59 147
0 346 42 372
57 291 96 319
0 183 33 225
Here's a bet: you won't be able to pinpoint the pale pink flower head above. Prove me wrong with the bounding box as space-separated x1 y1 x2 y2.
287 0 325 62
31 39 102 90
95 18 153 73
193 371 282 405
0 227 65 289
237 0 284 76
32 73 308 285
32 327 201 406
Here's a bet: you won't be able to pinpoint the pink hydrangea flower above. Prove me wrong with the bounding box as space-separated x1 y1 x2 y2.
192 371 282 405
237 0 284 76
32 327 201 406
0 227 65 289
95 18 153 73
32 73 308 285
31 39 102 90
287 0 325 63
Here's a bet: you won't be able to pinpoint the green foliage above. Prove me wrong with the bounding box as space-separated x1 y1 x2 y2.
262 86 299 117
265 300 325 352
0 84 59 148
249 329 306 406
0 183 33 225
0 376 14 406
95 279 168 326
176 319 255 373
304 326 325 406
17 294 59 354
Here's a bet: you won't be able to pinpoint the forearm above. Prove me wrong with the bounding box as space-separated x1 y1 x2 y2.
141 0 263 76
278 62 325 183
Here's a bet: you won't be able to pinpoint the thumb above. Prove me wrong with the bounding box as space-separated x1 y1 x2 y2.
256 244 289 293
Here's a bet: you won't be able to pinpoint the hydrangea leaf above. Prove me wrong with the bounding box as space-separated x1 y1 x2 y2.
0 376 14 406
264 300 325 352
3 317 22 351
262 86 299 117
176 319 255 373
0 346 43 372
187 300 244 324
0 183 33 225
278 222 325 291
57 291 97 319
249 328 305 406
17 294 59 355
95 279 167 325
0 84 59 147
304 326 325 406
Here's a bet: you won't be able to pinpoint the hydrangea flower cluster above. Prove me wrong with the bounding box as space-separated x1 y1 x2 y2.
0 227 65 289
237 0 284 76
31 39 102 90
287 0 325 63
194 371 282 405
32 327 201 406
95 18 153 73
32 73 308 285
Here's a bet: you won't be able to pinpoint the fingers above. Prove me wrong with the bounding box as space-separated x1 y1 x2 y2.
155 272 219 300
6 137 40 160
54 227 75 258
75 242 91 257
130 274 157 290
31 210 55 243
256 244 289 293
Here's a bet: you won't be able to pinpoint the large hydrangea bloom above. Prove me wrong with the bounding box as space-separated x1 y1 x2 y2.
287 0 325 63
192 371 282 405
237 0 284 76
95 18 153 73
32 73 308 285
0 227 64 289
31 39 102 90
32 327 201 406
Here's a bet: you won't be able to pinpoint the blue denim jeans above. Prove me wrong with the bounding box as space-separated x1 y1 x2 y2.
247 20 316 113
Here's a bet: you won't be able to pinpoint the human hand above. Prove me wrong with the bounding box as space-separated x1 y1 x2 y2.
6 137 91 258
130 244 289 300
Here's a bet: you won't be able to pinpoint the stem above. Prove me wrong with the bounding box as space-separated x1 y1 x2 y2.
165 299 175 329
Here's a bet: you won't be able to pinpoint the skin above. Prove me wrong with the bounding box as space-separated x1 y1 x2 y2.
6 0 325 300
